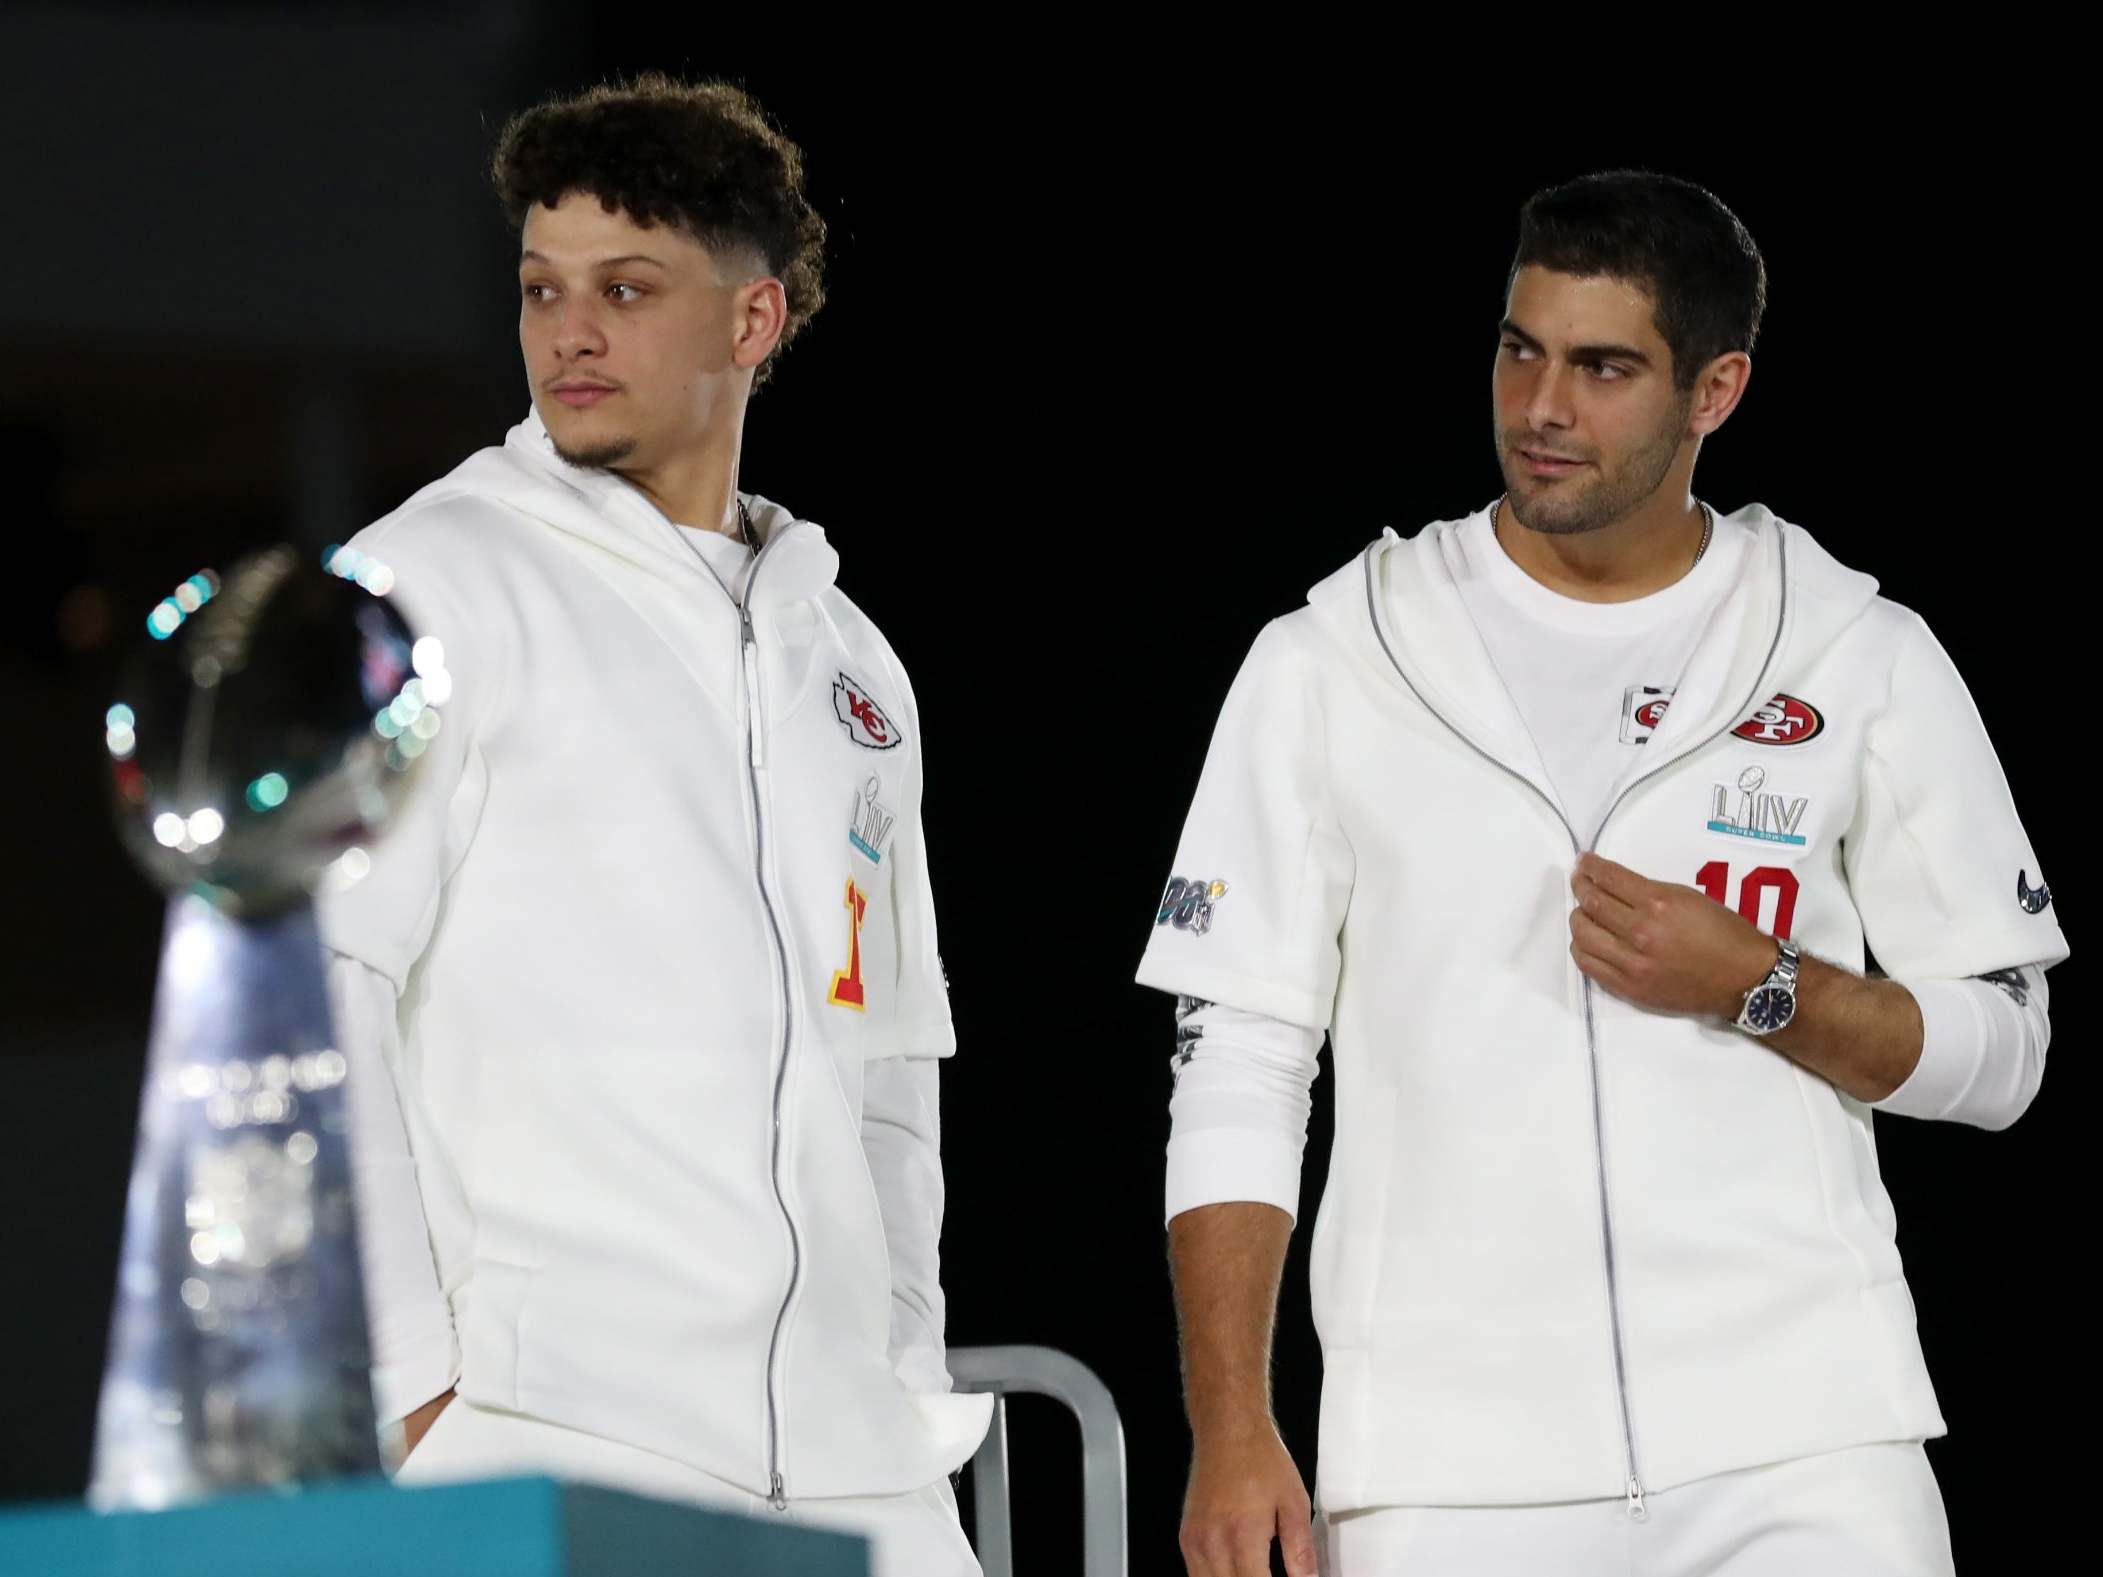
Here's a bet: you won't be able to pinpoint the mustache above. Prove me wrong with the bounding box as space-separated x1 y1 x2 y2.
1502 434 1594 464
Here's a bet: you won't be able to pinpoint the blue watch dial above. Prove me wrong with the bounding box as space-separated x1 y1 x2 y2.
1744 985 1796 1033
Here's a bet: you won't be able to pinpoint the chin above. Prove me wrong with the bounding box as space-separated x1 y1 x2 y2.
1504 477 1607 538
546 419 638 471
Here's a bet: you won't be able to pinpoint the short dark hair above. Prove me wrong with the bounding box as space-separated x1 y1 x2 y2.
491 74 827 386
1511 170 1766 391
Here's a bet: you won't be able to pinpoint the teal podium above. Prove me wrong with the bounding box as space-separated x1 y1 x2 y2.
0 1475 869 1575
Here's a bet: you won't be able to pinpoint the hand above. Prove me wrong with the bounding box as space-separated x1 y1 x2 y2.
399 1387 456 1460
1569 853 1777 1021
1180 1425 1318 1577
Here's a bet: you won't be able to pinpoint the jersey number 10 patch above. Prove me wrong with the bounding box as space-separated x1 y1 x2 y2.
1696 861 1799 939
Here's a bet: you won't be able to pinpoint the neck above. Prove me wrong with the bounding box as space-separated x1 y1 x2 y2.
612 418 746 539
1497 471 1707 604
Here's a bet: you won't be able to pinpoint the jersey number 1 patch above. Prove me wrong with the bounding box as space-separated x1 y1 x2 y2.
828 879 870 1010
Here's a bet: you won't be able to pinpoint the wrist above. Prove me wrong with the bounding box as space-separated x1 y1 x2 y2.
1721 934 1783 1022
1189 1406 1279 1452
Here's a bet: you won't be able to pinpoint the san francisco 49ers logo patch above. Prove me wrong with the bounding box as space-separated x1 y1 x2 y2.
833 672 903 751
1731 693 1824 747
1620 685 1674 744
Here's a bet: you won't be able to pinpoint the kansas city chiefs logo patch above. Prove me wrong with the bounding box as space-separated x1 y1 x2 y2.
1732 693 1825 747
833 672 903 751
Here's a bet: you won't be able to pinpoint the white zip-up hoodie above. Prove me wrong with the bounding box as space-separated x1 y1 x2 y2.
1137 504 2068 1515
320 413 993 1501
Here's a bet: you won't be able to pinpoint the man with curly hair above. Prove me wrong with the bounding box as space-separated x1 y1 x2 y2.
320 76 990 1574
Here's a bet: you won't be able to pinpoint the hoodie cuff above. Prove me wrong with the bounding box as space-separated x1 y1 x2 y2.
1872 976 1987 1122
1165 1127 1304 1226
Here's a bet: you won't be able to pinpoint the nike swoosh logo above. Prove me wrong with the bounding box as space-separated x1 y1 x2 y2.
2017 869 2053 915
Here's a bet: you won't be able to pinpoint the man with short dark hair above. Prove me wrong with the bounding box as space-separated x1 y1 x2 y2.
1144 170 2065 1576
323 77 988 1575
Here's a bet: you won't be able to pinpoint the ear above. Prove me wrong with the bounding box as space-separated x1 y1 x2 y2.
1687 350 1752 437
730 276 789 375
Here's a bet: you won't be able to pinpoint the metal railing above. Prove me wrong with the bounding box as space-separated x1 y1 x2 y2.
948 1345 1127 1577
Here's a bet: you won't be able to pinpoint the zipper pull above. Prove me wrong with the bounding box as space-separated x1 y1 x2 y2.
768 1471 787 1512
1626 1475 1648 1522
741 616 765 770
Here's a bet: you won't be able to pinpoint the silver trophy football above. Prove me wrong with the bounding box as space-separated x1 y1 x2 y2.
90 544 439 1509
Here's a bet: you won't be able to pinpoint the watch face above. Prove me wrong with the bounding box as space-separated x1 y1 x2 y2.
1744 986 1797 1034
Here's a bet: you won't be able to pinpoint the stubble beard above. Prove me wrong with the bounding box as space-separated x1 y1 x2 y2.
549 432 639 470
1499 393 1691 537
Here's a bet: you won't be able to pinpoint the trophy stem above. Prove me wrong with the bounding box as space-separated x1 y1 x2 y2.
89 892 380 1510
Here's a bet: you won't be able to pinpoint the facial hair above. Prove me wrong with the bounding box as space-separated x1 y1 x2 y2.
549 434 638 470
1500 389 1692 537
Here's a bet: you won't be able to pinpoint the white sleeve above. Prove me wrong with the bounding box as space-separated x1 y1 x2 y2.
1135 616 1355 1029
1874 964 2054 1132
879 651 956 1060
316 513 496 991
1843 611 2068 980
330 954 459 1426
1165 997 1323 1226
860 1054 956 1394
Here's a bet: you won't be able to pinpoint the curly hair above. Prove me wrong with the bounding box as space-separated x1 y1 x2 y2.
491 74 827 386
1512 171 1766 392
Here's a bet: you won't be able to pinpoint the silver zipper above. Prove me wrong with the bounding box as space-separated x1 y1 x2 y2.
742 600 802 1512
658 509 801 1510
1360 528 1790 1516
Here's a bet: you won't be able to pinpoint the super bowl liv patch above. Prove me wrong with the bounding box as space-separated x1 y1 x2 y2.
1157 876 1229 936
1708 765 1808 845
848 776 895 864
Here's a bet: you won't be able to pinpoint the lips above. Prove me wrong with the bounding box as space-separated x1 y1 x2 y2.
1517 447 1587 475
550 383 618 408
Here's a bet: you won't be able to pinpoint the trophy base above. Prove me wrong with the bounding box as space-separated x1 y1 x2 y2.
89 893 380 1511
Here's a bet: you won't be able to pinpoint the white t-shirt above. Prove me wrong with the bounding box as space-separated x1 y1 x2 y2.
1452 506 1747 845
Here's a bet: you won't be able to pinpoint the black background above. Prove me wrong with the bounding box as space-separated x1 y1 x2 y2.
0 13 2081 1573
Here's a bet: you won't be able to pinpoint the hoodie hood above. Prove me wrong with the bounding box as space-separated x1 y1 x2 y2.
1306 502 1882 812
395 408 840 613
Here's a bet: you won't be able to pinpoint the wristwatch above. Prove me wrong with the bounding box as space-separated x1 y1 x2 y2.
1733 938 1800 1035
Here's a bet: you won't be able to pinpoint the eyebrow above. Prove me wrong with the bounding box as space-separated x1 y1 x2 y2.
1499 317 1652 368
518 250 670 270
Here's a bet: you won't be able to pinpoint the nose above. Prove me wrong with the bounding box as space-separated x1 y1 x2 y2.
550 295 607 363
1522 359 1575 436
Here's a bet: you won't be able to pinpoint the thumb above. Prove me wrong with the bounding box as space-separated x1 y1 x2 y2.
1279 1503 1320 1577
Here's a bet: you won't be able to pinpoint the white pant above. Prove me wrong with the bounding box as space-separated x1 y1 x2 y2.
1317 1442 1953 1576
393 1397 980 1577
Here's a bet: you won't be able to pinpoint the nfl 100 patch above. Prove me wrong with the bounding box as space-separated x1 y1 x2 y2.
833 672 904 750
1157 876 1229 936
